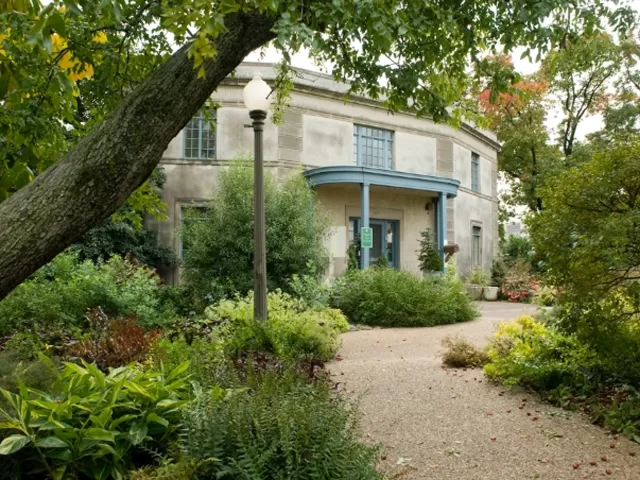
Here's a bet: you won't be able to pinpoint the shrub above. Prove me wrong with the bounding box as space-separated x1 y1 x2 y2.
374 254 390 268
182 160 331 305
502 235 533 265
484 316 597 390
0 352 58 398
180 369 383 480
331 267 478 327
205 291 349 361
157 284 200 318
288 262 330 308
482 315 640 440
72 221 177 270
490 258 507 288
0 361 189 479
417 228 443 272
151 336 225 388
0 253 175 338
466 266 490 286
441 336 488 368
347 234 361 270
66 308 163 370
501 261 538 302
532 284 557 306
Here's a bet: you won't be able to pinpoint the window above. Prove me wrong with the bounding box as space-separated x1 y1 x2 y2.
353 125 394 169
471 152 480 192
184 110 216 159
472 225 482 266
180 206 208 258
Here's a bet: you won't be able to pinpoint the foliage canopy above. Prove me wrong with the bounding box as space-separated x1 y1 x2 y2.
182 161 330 305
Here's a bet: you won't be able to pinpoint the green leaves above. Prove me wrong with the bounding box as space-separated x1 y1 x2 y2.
129 423 147 445
527 137 640 324
182 161 331 306
0 434 31 454
0 360 190 478
36 436 69 448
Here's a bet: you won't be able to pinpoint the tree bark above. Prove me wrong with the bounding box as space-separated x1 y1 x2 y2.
0 11 276 300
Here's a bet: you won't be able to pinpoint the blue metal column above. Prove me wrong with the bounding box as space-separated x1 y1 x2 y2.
361 183 370 269
437 192 447 269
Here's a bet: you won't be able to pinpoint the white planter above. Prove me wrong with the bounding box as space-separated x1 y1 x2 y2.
466 285 484 301
483 286 499 301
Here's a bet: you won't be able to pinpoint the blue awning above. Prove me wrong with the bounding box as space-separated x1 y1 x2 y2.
302 166 460 198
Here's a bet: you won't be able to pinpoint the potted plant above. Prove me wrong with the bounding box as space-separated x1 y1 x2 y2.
483 284 499 301
466 267 490 301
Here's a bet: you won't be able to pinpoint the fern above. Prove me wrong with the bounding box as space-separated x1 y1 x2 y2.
179 370 383 480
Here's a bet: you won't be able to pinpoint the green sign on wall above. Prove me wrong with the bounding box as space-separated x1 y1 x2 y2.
361 227 373 248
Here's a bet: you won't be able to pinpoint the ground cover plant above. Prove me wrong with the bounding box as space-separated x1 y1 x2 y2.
483 315 640 441
176 369 384 480
0 360 190 479
0 250 376 479
441 336 489 368
0 253 175 342
204 290 349 362
332 265 478 327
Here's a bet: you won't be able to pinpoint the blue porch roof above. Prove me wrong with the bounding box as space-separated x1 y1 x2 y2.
302 166 460 198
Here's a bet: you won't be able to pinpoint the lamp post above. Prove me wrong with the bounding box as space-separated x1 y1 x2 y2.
243 72 271 321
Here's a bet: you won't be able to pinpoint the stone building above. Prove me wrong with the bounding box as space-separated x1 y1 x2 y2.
149 62 500 283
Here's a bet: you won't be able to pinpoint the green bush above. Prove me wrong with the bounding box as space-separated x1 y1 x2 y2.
484 316 597 390
0 352 58 400
417 228 443 272
466 267 490 286
490 258 507 288
72 221 177 270
347 235 361 271
152 336 225 388
182 160 331 306
288 262 331 309
0 360 190 479
180 369 383 480
481 316 640 439
0 253 175 338
501 235 533 265
331 267 478 327
206 291 348 361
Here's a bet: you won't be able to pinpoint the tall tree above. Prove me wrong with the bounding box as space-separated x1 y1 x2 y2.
478 56 563 212
542 33 622 156
479 32 630 213
0 0 635 300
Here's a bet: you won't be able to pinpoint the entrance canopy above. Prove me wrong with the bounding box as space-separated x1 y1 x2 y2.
302 166 460 198
304 166 460 270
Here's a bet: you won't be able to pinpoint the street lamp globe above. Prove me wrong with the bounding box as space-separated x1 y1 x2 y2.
243 72 271 113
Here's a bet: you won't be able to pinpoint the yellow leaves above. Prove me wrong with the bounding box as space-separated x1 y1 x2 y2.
51 32 101 82
0 32 7 56
93 31 108 44
0 0 36 14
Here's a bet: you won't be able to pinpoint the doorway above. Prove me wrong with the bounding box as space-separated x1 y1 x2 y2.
349 217 399 268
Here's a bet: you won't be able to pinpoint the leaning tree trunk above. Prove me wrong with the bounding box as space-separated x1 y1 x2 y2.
0 11 276 300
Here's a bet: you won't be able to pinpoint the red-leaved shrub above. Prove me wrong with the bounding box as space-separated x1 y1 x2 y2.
67 308 163 369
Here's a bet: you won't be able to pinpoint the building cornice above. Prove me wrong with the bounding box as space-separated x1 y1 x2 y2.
223 63 502 152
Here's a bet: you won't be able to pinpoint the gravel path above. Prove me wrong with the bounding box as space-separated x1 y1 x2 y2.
330 302 640 479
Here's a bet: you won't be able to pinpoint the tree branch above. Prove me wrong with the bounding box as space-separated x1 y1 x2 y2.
0 10 277 300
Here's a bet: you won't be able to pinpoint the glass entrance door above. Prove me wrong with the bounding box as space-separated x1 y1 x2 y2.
348 217 399 268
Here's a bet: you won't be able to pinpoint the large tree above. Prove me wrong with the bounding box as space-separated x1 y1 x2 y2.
478 32 631 213
478 55 562 212
0 0 635 300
